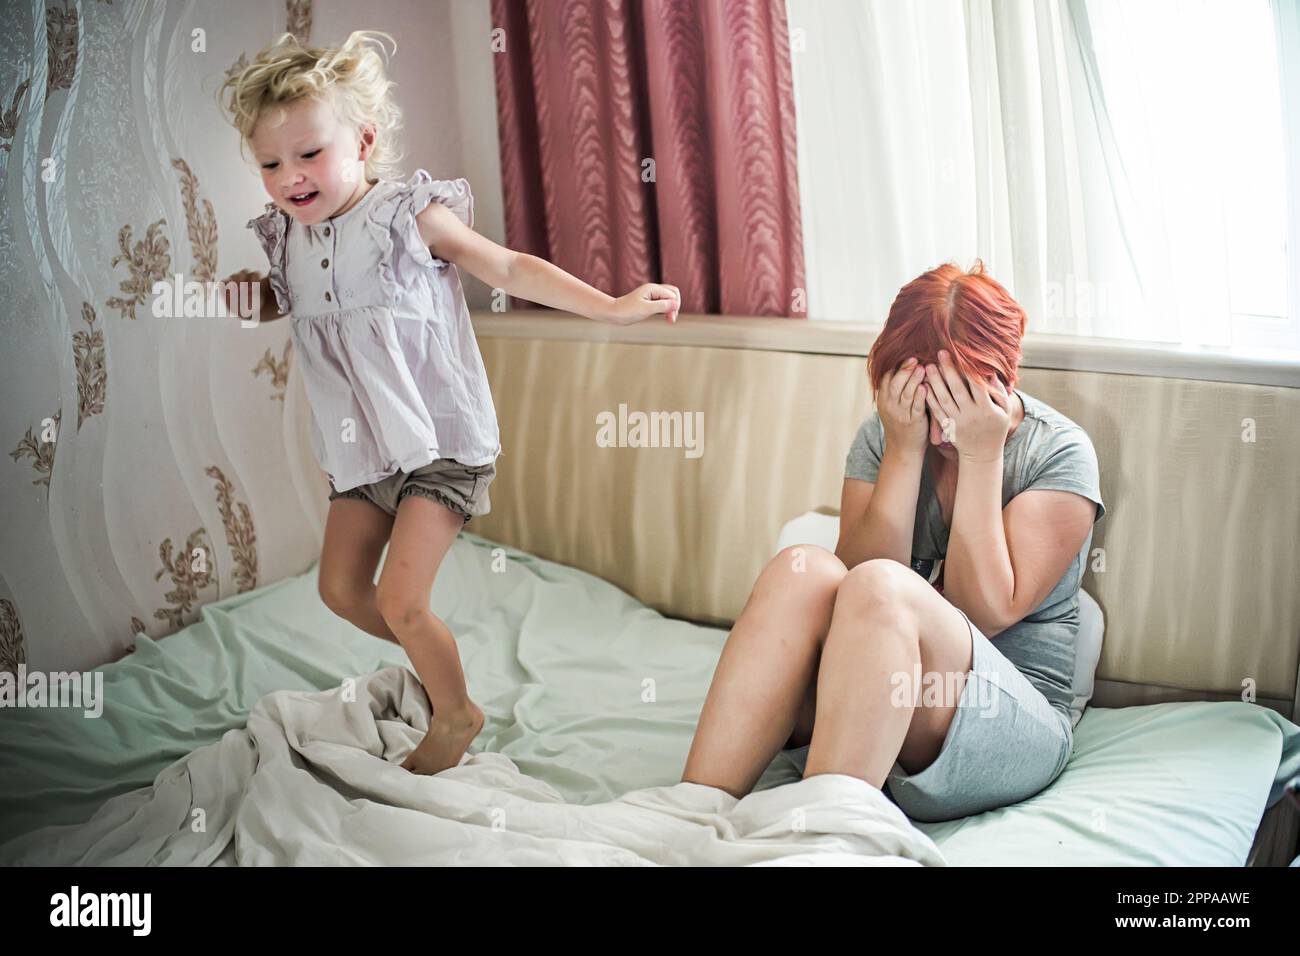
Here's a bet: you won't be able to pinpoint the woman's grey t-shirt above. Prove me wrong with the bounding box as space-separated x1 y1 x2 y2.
844 389 1106 724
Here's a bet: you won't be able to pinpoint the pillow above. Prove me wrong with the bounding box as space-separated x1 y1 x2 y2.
1072 589 1104 729
775 511 1103 729
774 510 841 554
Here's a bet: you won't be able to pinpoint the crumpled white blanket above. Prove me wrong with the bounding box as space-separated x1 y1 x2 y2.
0 667 945 866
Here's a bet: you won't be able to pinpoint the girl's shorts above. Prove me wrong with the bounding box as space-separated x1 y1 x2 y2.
785 609 1073 823
327 457 496 523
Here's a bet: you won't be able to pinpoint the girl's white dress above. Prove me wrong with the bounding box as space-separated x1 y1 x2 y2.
247 169 501 493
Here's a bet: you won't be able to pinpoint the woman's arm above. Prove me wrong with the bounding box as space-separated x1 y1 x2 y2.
952 485 1095 636
416 202 680 324
945 467 1095 636
923 351 1094 636
835 451 924 569
835 361 929 568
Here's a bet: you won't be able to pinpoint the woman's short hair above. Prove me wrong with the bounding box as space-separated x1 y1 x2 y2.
867 259 1026 394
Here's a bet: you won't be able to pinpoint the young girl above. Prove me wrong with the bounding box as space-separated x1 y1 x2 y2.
218 31 680 775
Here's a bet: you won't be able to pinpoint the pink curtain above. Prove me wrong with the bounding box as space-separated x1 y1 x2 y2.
490 0 806 317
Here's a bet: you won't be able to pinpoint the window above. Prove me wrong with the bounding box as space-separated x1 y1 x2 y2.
1085 0 1294 349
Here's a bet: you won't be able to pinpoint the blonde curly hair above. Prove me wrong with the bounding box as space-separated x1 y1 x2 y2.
217 30 405 183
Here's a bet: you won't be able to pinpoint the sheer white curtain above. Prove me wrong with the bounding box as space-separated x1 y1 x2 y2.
787 0 1292 349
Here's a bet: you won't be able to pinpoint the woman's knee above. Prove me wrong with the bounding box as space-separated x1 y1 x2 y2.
834 559 923 630
837 558 915 601
758 545 847 598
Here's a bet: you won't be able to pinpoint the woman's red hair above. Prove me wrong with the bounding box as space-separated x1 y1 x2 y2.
867 259 1026 395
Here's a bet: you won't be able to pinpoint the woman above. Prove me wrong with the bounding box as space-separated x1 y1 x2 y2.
681 260 1106 822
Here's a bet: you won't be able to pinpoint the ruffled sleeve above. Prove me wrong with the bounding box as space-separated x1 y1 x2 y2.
369 170 474 287
245 202 292 315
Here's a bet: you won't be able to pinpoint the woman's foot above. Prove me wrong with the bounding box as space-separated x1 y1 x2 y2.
400 702 485 775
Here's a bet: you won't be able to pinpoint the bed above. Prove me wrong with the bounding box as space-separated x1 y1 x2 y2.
4 311 1298 865
1 532 1296 865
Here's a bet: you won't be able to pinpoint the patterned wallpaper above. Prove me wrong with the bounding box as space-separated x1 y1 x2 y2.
0 0 335 673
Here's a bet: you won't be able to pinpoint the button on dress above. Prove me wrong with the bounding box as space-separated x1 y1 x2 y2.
246 169 501 493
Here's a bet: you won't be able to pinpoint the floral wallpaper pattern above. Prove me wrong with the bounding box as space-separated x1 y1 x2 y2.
1 0 325 673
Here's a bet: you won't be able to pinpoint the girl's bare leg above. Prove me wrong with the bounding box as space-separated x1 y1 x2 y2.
802 559 974 787
681 545 847 798
374 493 482 775
318 497 398 641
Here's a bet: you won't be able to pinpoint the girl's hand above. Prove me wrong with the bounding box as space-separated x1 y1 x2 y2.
220 270 263 318
606 283 681 325
876 358 929 457
922 349 1012 462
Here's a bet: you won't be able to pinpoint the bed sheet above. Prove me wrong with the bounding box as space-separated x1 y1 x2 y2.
2 533 1295 864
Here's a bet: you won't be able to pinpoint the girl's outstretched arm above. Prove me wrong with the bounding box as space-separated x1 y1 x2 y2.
416 201 680 325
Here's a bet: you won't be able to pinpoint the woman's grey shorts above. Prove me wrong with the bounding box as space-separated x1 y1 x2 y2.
786 609 1072 823
327 457 496 523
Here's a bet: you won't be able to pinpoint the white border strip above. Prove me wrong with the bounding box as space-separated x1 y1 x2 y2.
472 311 1300 388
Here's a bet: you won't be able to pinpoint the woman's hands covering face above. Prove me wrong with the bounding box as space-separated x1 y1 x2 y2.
921 350 1013 462
876 358 929 455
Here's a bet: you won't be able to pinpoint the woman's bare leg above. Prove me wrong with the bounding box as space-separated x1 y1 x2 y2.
802 558 974 787
318 497 398 642
681 545 847 798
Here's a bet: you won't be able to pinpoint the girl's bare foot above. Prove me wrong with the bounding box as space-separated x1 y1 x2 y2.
400 702 485 775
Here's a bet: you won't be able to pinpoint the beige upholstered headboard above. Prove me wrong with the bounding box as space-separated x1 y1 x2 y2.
471 311 1300 724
